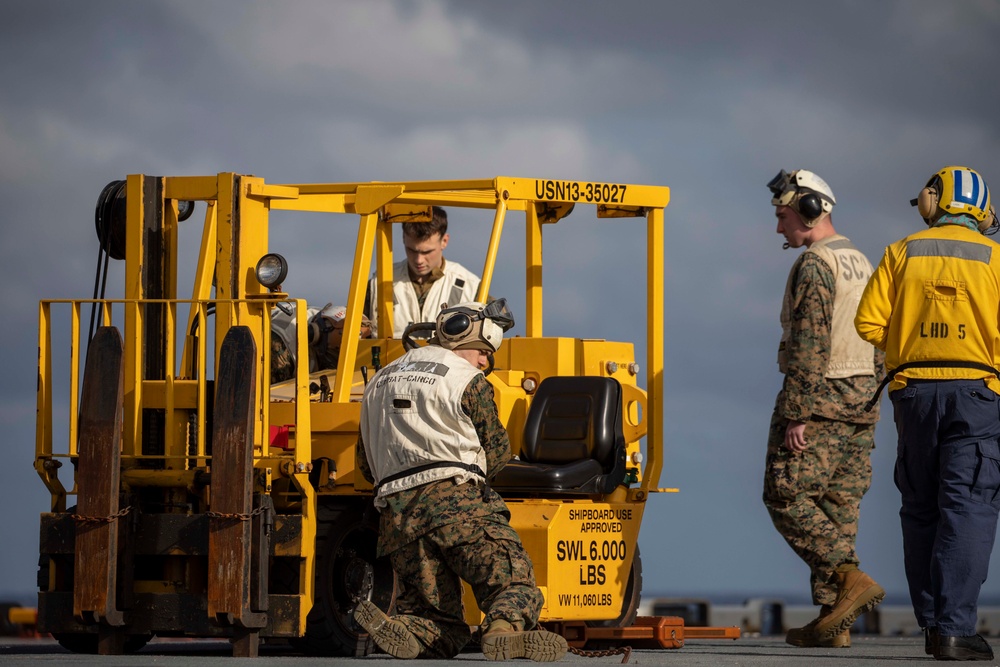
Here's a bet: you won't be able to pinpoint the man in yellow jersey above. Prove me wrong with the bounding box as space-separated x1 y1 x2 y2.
856 166 1000 662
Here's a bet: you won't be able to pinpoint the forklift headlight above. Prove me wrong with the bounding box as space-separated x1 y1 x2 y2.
176 200 195 222
255 253 288 290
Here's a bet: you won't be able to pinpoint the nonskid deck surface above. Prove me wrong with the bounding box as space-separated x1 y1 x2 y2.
0 635 952 665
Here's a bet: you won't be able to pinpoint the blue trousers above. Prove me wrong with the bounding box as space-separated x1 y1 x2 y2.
890 380 1000 635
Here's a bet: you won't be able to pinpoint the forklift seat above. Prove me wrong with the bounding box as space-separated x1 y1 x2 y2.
492 376 627 495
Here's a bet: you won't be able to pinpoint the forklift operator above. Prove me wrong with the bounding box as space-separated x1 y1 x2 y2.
365 206 481 338
269 303 372 383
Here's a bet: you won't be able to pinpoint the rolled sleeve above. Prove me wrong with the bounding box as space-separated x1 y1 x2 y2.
461 374 511 477
780 255 834 422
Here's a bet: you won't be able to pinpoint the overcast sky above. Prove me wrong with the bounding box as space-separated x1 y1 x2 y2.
2 0 1000 610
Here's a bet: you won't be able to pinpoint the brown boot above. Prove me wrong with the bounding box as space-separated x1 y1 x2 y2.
786 606 851 648
813 566 884 641
786 626 851 648
481 619 568 662
353 600 421 659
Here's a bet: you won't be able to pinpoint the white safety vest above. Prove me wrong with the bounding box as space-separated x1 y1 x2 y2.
779 234 876 378
368 260 480 337
359 344 486 507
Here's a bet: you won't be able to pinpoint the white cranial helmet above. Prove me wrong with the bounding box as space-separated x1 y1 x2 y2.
435 299 515 353
308 304 372 349
767 169 836 227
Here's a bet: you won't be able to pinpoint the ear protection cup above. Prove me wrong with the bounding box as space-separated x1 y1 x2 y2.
308 321 324 346
769 170 836 227
983 206 1000 234
308 316 341 349
441 313 471 338
797 193 823 221
435 300 509 352
917 187 938 220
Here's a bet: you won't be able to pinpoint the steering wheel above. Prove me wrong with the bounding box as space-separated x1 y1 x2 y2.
401 322 495 376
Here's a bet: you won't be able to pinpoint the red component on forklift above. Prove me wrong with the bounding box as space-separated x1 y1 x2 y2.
269 425 291 449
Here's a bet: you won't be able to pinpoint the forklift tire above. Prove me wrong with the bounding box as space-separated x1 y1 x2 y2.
587 546 643 629
293 502 397 656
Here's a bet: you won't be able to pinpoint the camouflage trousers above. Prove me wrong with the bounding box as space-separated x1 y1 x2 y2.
386 517 544 658
270 337 295 384
762 409 875 605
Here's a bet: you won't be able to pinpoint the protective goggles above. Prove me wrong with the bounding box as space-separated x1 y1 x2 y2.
480 298 515 332
767 170 797 206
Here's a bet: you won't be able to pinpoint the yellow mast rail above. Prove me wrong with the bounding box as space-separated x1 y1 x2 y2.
246 182 299 200
272 191 504 213
163 175 221 201
163 177 671 211
287 178 498 195
270 194 349 213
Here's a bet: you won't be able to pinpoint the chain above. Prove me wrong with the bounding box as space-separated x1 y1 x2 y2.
206 506 267 522
72 504 268 523
568 645 632 664
71 505 132 524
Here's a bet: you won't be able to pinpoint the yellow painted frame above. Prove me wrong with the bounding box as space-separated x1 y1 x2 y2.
35 173 670 636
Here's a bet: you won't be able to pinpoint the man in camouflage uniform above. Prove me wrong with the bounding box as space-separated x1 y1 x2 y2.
354 299 566 661
270 303 372 383
763 170 885 647
271 336 297 384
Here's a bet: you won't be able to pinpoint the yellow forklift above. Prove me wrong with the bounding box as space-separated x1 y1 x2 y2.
34 173 735 656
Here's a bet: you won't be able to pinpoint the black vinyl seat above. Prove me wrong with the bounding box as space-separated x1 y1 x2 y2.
492 376 627 495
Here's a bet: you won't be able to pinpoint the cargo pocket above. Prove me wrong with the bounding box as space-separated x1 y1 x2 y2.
483 520 521 544
889 386 919 460
960 386 998 424
890 386 919 496
888 385 918 412
483 522 534 587
971 439 1000 508
764 447 803 503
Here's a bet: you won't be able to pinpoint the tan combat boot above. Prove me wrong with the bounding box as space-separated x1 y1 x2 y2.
353 600 421 659
813 565 884 641
786 606 850 648
481 619 568 662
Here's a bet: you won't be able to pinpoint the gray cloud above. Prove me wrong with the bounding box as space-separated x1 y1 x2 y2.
1 0 998 605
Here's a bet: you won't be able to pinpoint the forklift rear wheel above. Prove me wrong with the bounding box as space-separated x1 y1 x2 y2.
586 546 643 631
295 502 397 656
